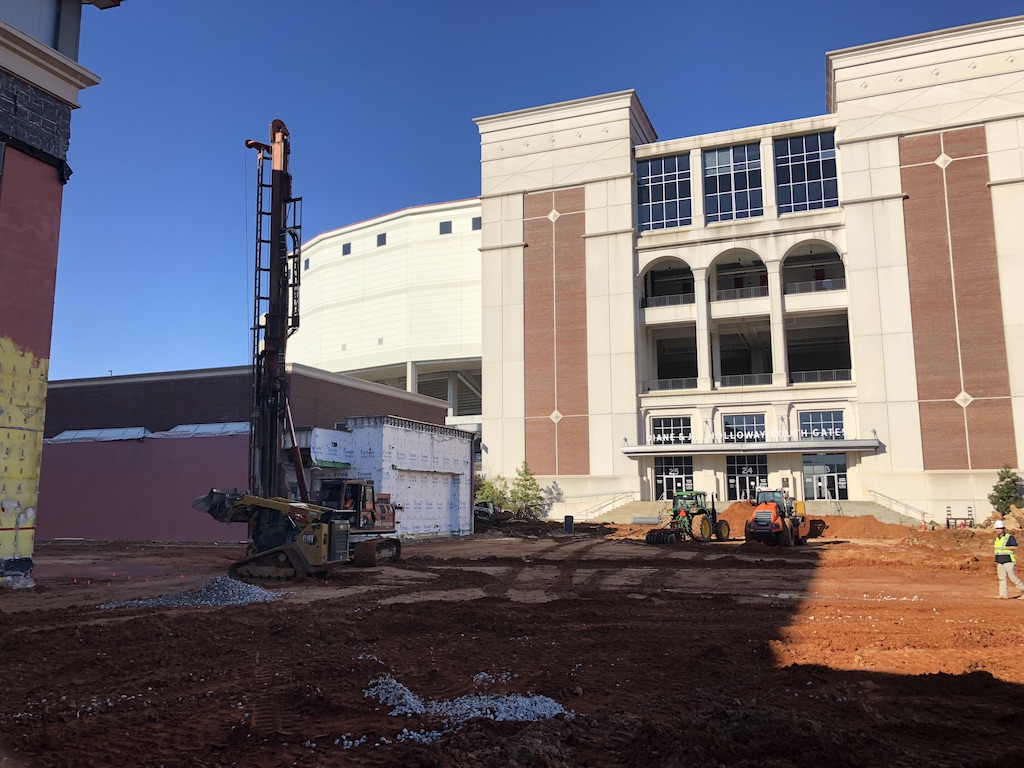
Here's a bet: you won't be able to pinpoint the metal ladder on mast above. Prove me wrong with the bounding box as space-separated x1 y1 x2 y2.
248 143 303 496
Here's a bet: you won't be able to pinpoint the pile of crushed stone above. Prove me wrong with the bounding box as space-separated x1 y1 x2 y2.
365 673 571 725
99 576 284 610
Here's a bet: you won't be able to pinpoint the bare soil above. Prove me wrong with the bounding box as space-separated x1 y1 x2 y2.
2 513 1023 768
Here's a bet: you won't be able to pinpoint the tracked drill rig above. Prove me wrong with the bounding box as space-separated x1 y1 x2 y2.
192 121 401 578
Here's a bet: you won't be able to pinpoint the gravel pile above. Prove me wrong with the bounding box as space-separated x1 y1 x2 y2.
99 576 285 610
364 673 572 726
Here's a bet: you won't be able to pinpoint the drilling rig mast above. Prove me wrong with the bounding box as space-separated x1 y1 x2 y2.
244 120 304 501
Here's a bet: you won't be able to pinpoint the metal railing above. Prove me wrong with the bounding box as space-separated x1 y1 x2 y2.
719 373 772 387
790 369 852 383
643 377 698 392
784 277 846 294
868 490 927 527
576 491 637 520
713 285 769 301
642 293 696 308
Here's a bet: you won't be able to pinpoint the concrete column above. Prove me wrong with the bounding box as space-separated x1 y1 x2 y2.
760 136 776 218
692 266 712 391
690 148 704 226
406 360 418 394
447 371 458 417
766 261 788 386
711 329 721 386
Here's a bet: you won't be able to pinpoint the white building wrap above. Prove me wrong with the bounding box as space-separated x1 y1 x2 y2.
309 417 474 537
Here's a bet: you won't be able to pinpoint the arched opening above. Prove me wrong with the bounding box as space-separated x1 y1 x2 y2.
712 250 767 301
641 260 694 308
782 245 845 293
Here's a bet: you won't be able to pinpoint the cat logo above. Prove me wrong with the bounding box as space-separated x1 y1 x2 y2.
302 533 316 545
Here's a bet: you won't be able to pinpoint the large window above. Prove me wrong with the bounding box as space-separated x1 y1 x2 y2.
774 132 838 214
704 143 763 224
637 154 692 232
654 456 693 499
651 417 691 445
723 414 766 443
799 411 845 440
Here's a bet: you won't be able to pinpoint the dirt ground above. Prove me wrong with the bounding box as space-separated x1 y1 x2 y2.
2 509 1024 768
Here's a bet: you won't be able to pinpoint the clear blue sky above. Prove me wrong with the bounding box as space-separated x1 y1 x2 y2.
49 0 1022 380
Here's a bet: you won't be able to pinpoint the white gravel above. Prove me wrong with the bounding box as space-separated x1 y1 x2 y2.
98 576 284 610
364 673 572 725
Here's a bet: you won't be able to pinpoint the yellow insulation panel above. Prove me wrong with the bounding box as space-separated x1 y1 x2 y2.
0 337 47 567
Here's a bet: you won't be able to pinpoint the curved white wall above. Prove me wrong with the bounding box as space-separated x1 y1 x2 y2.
289 200 483 377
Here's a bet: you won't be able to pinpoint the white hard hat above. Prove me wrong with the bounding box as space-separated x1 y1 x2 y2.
995 520 1006 529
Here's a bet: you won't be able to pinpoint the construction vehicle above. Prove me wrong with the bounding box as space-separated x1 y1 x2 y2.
744 489 810 546
193 120 401 578
192 479 400 578
645 491 730 544
474 501 513 525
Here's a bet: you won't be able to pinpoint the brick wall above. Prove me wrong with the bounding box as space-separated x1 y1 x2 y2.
899 126 1017 470
523 187 590 476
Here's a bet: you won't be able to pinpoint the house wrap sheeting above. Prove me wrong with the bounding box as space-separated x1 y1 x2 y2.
309 416 474 536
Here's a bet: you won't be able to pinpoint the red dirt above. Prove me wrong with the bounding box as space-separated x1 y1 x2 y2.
2 522 1023 767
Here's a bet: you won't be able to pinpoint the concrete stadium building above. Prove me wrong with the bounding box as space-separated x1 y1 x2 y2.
288 199 484 433
291 16 1024 523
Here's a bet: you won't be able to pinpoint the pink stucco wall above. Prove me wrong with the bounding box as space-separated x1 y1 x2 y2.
37 435 249 542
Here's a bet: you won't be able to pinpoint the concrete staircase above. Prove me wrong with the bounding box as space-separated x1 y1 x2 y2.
582 499 920 528
801 499 920 527
584 500 668 525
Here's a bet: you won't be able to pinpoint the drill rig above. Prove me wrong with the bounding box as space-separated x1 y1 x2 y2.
192 120 401 578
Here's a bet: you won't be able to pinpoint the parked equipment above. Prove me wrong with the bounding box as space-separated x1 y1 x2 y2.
745 489 810 546
193 479 401 579
646 491 730 544
194 121 401 578
474 501 513 526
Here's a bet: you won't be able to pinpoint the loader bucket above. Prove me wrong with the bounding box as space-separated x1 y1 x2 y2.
191 488 250 524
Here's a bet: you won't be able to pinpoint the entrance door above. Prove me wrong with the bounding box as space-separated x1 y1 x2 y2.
654 456 693 500
802 453 848 501
726 455 768 501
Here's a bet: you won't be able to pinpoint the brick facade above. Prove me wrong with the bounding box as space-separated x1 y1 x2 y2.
523 188 589 476
900 126 1017 470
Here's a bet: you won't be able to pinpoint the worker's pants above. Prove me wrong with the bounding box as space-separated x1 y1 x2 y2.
996 561 1024 597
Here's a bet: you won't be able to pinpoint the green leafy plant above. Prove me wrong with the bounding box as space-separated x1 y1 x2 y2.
475 475 510 510
988 464 1024 516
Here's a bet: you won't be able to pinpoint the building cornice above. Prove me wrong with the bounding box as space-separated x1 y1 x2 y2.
475 90 654 141
636 114 838 158
0 19 100 106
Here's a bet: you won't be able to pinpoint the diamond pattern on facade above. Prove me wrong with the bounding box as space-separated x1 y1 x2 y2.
954 391 974 408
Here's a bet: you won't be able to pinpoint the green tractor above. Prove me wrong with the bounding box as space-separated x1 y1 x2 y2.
645 490 731 544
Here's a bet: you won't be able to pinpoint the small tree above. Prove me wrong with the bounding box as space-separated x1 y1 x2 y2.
988 464 1024 516
509 461 545 520
476 475 510 509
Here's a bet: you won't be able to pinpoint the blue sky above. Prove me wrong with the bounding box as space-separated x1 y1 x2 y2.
49 0 1022 380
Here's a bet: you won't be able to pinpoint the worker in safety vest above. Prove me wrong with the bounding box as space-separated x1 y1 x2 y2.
993 519 1024 599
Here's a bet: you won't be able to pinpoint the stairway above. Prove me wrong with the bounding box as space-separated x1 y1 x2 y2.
585 500 668 524
801 499 919 527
